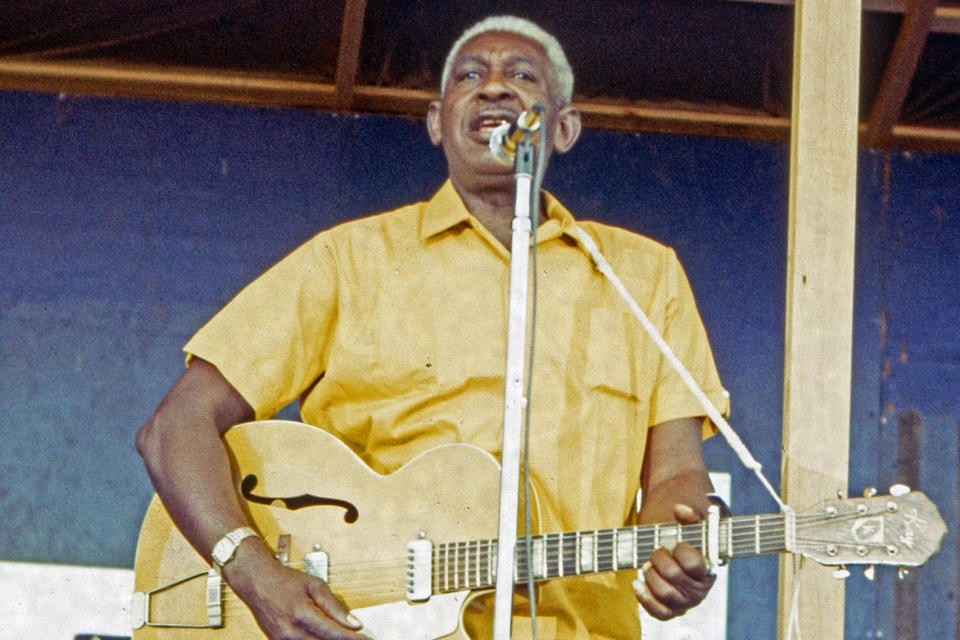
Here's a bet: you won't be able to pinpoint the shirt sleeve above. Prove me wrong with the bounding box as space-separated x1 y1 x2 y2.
646 248 729 437
184 233 339 420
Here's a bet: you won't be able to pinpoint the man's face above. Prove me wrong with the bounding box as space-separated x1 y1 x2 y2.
427 31 580 194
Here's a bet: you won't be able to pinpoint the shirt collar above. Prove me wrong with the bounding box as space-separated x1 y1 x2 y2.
419 179 580 244
419 180 473 241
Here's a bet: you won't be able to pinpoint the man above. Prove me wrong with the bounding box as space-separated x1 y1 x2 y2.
136 15 728 640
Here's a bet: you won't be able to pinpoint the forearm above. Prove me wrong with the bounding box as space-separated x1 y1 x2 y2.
638 468 714 525
135 359 256 563
136 360 363 638
633 417 717 620
638 416 714 523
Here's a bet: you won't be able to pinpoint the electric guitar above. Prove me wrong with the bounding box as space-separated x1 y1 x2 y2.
131 420 947 639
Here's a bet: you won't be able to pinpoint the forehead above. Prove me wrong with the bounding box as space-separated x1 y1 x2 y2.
452 31 549 68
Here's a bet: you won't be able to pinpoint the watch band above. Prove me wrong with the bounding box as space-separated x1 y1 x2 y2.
211 526 259 569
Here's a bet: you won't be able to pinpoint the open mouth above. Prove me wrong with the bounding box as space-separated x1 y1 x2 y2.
470 111 515 137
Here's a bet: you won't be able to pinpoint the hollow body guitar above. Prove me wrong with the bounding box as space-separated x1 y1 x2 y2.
132 420 947 639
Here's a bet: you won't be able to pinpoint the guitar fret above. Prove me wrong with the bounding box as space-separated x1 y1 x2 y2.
611 529 619 571
451 542 457 589
755 516 761 555
472 540 480 588
445 543 451 591
562 532 576 577
726 518 733 559
592 530 599 573
575 532 583 574
487 539 495 586
536 536 547 579
547 533 561 578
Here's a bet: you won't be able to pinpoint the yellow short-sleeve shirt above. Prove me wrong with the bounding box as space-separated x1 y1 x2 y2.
185 180 728 639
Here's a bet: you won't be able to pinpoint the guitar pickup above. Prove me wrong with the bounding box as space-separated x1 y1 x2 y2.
406 539 433 601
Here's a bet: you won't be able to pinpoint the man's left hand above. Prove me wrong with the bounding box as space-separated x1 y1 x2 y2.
632 503 716 620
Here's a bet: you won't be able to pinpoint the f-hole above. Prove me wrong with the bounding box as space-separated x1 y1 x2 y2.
240 474 359 523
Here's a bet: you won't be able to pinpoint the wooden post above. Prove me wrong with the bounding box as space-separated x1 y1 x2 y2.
777 0 860 638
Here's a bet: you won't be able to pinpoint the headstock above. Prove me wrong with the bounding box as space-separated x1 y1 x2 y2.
792 486 947 569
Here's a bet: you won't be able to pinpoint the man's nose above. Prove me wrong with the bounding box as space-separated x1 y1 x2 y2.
478 72 515 101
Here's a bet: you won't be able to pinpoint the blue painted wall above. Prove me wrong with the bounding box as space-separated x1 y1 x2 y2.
0 89 955 638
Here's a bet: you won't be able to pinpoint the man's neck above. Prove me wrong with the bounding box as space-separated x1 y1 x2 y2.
452 178 545 248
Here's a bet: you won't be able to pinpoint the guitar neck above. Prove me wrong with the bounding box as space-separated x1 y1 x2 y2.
430 513 790 593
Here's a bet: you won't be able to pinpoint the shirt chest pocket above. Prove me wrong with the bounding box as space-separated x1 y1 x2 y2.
582 307 640 400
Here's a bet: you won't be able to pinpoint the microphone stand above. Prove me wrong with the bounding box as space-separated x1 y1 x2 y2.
492 135 537 640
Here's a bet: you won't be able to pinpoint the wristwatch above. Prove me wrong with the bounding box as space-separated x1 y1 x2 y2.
211 527 260 570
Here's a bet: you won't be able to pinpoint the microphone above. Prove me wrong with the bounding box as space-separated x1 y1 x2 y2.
489 105 544 165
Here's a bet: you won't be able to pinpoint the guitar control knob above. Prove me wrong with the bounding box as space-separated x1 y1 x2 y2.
889 484 910 497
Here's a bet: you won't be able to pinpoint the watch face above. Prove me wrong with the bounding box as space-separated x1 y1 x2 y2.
213 528 257 567
212 538 234 566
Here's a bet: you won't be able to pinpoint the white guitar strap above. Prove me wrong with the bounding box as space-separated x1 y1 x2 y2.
573 225 787 512
574 224 813 638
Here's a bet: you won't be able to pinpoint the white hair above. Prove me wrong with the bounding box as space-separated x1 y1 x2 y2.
440 16 574 106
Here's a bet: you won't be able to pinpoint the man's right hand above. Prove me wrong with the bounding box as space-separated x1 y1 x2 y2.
224 539 365 640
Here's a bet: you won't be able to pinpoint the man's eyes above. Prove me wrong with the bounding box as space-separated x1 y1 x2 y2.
455 69 539 83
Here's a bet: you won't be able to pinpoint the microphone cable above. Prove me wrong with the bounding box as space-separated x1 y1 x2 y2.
520 108 548 638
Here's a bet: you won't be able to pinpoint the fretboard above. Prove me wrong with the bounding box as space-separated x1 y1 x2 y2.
430 514 791 594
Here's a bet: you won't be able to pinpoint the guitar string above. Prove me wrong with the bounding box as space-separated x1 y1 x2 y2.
210 514 888 611
212 511 890 610
349 510 869 562
242 511 874 580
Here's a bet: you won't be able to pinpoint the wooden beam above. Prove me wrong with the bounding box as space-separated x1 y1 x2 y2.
3 57 960 152
0 58 794 141
778 0 860 637
0 58 341 108
334 0 369 110
725 0 960 34
578 102 790 141
864 0 940 149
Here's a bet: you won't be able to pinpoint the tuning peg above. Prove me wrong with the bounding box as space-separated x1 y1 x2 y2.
897 567 910 580
863 565 875 581
889 484 911 497
832 566 851 580
862 487 877 498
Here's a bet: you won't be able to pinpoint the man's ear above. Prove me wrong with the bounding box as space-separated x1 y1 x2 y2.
426 100 443 146
552 105 582 155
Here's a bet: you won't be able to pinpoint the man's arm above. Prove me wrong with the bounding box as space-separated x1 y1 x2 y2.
633 416 717 620
135 358 363 639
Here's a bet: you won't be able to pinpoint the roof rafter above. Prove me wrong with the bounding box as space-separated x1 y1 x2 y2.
334 0 368 111
864 0 941 148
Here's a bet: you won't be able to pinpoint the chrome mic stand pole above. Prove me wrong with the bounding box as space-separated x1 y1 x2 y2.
492 134 537 640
